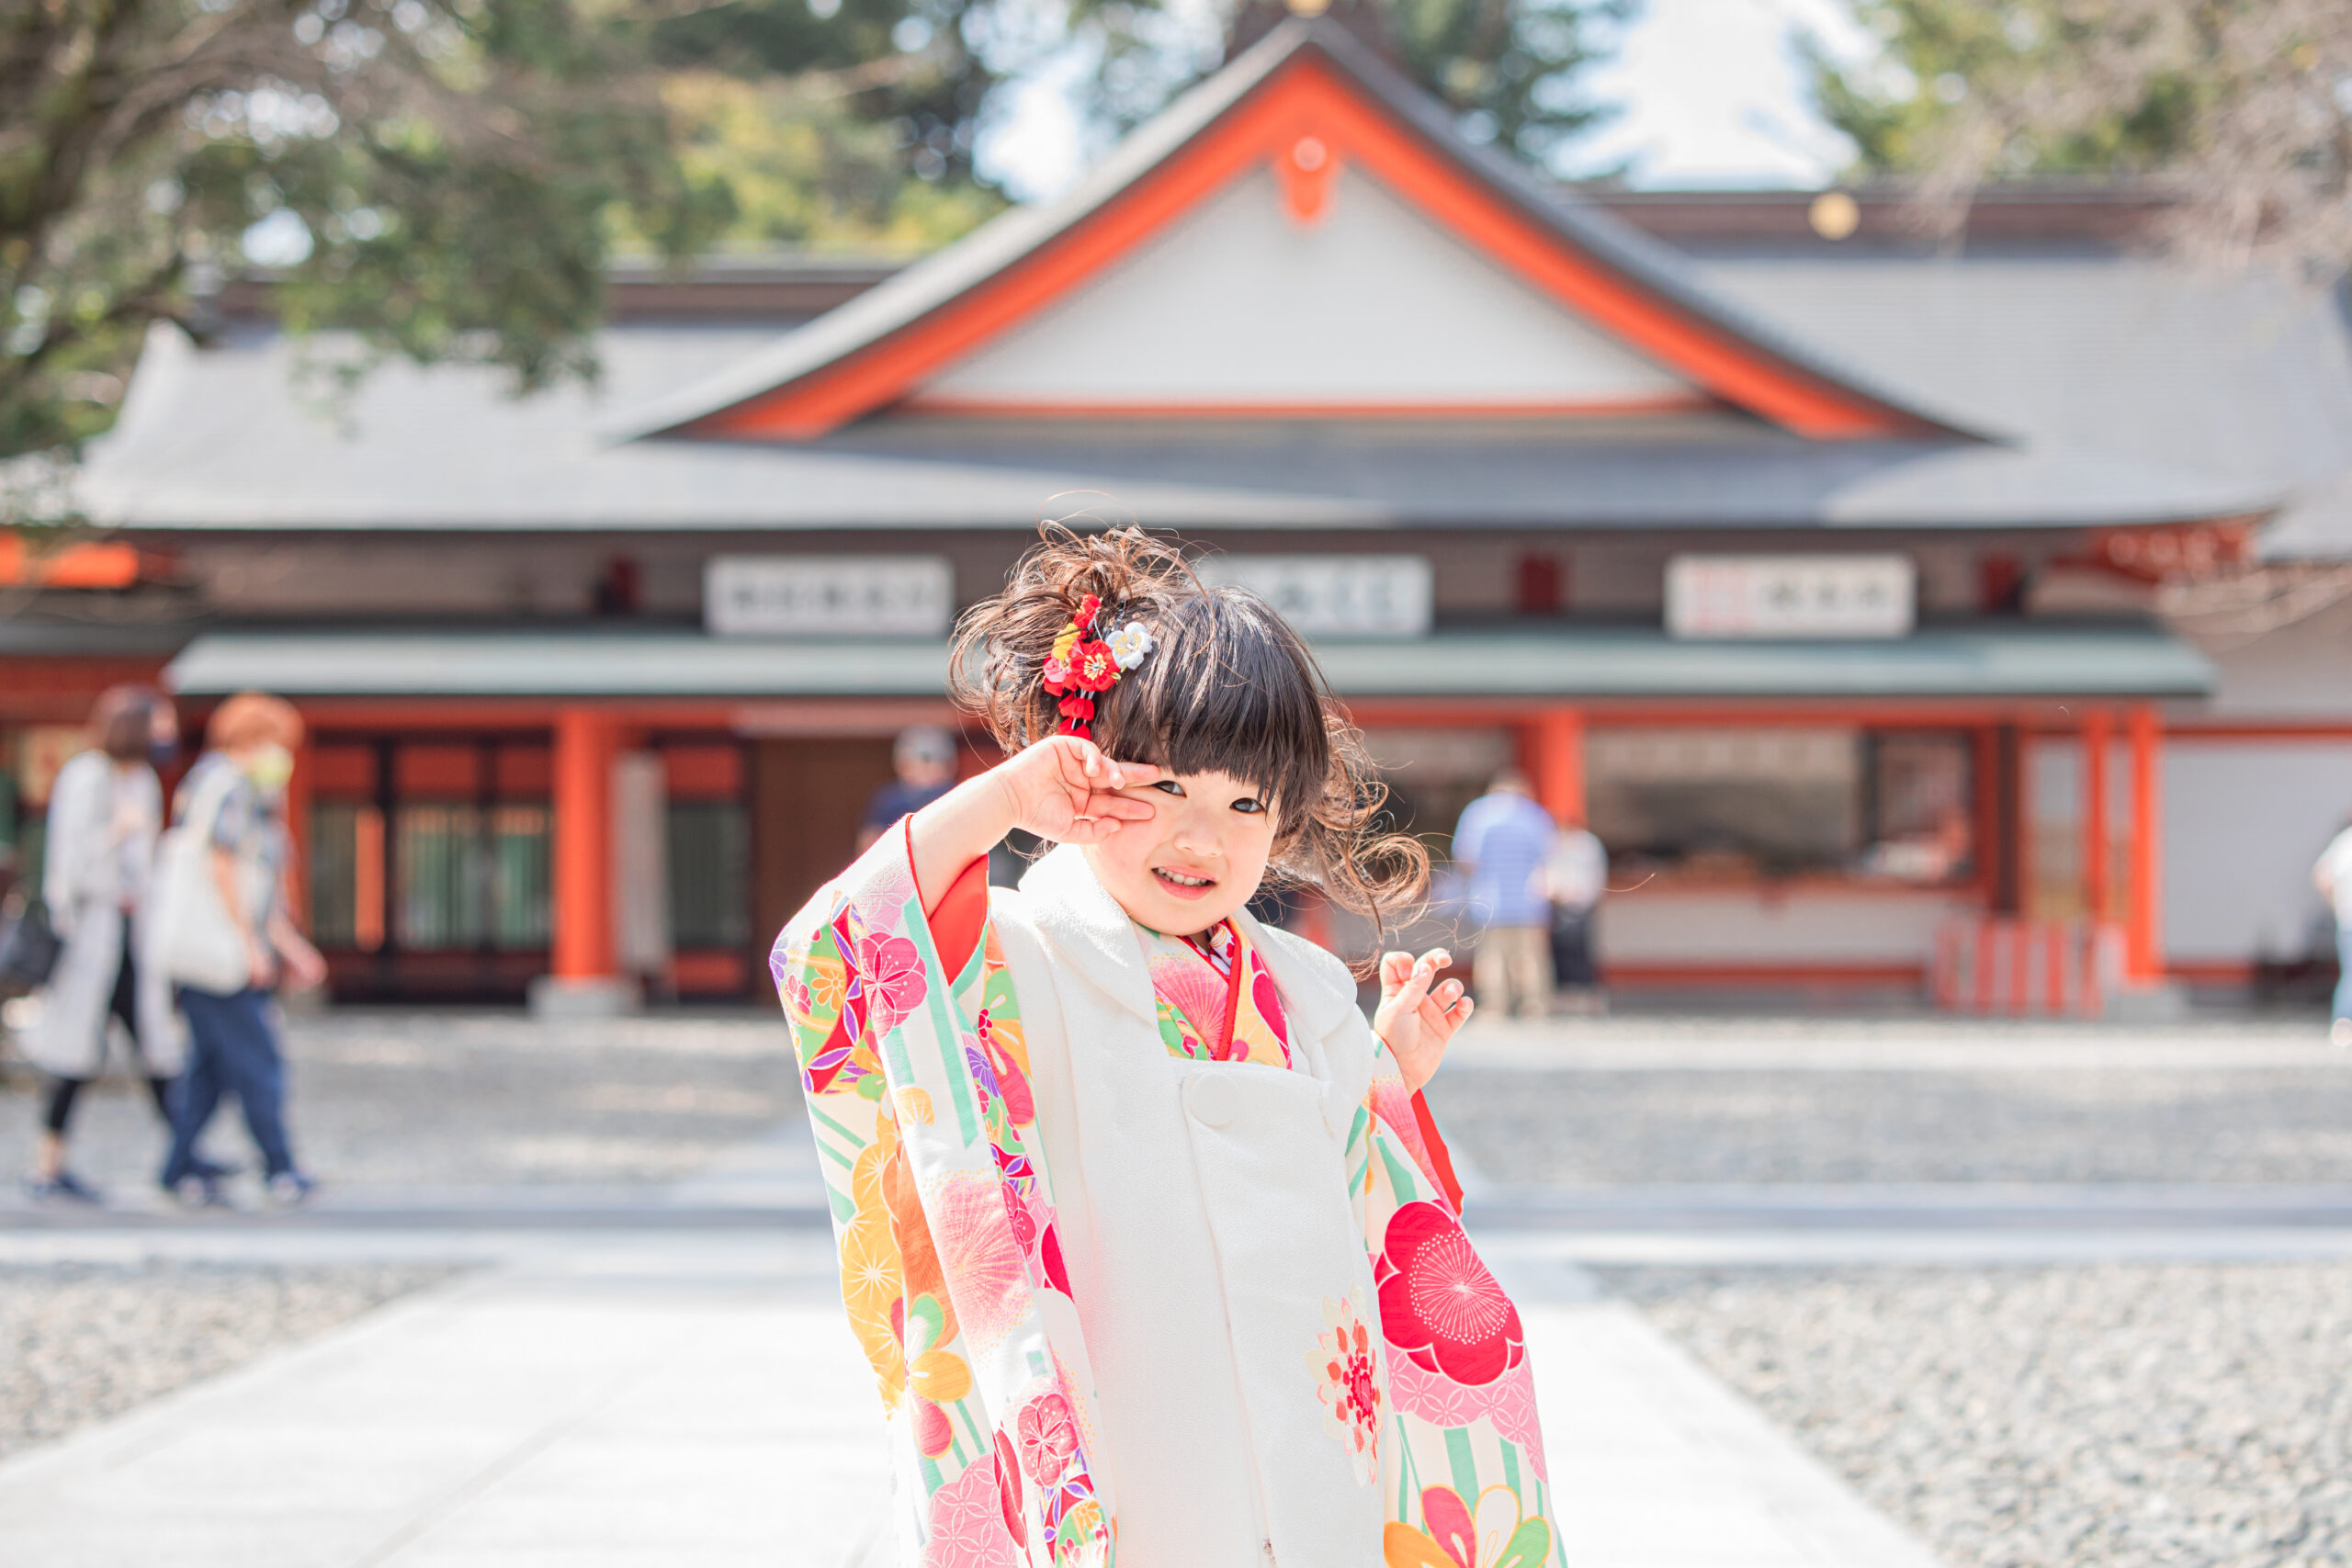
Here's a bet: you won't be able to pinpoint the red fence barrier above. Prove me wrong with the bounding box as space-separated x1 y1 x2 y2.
1932 919 2128 1018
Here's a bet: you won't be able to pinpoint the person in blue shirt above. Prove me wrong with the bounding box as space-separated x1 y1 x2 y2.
1452 769 1558 1019
856 726 960 853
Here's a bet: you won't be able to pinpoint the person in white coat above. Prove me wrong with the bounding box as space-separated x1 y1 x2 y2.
21 687 186 1202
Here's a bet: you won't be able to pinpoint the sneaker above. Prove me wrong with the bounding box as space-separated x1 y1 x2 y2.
167 1175 234 1211
24 1170 103 1205
265 1171 319 1207
2333 1018 2352 1049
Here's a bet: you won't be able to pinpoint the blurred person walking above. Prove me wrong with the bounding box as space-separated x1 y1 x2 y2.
856 725 959 852
1453 768 1557 1019
19 687 185 1203
151 693 326 1207
2314 817 2352 1047
1544 811 1609 1016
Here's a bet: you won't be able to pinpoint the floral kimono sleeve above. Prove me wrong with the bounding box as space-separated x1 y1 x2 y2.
774 829 1114 1568
1350 1043 1565 1568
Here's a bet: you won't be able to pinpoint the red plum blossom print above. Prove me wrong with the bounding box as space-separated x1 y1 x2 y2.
1375 1201 1524 1387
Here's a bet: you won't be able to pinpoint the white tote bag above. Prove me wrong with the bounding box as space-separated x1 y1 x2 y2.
148 762 264 996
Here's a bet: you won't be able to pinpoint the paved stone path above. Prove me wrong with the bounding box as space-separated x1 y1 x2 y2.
6 1014 2346 1566
0 1228 1945 1568
0 1101 1960 1568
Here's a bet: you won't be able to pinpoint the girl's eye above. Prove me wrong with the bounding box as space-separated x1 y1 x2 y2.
1231 797 1266 815
1152 780 1185 797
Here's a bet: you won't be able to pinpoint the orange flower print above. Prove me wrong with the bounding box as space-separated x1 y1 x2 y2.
1307 1287 1382 1484
901 1292 972 1408
841 1143 906 1404
1383 1484 1551 1568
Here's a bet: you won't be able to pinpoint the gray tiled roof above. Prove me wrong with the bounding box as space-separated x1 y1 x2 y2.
63 319 2267 533
1699 258 2352 558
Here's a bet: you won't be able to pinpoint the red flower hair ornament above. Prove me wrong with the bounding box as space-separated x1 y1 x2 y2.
1040 594 1155 739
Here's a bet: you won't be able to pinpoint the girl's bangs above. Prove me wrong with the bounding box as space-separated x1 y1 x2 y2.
1099 592 1329 817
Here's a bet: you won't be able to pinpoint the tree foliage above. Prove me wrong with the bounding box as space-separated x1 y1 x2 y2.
1813 1 2352 273
3 0 1630 479
1 0 718 461
1109 0 1630 172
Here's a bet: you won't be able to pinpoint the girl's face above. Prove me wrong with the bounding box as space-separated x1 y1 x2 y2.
1085 768 1278 937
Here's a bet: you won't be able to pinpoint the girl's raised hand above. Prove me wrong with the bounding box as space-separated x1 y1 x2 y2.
1372 948 1472 1093
993 735 1167 846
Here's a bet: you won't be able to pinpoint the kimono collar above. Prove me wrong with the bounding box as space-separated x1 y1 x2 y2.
1227 904 1361 1048
1018 844 1159 1024
1019 844 1362 1044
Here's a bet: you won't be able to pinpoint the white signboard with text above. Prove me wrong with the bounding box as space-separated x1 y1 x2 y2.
1195 555 1431 637
705 555 953 638
1665 554 1915 639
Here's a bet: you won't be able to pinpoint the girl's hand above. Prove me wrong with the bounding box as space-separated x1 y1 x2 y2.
905 736 1167 903
1373 948 1472 1093
990 736 1166 847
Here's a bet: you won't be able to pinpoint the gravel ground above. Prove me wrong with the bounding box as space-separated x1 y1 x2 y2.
0 1262 458 1460
0 1009 797 1199
1611 1264 2352 1568
1428 1066 2352 1185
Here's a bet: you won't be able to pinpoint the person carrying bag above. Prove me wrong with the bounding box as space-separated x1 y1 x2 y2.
18 688 186 1204
149 693 326 1208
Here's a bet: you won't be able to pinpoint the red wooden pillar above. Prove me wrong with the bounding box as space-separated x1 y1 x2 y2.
284 728 312 931
1528 707 1586 825
2125 705 2163 981
551 707 616 983
2083 710 2110 921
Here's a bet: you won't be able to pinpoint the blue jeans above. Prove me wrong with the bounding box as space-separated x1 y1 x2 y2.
2337 929 2352 1023
163 987 299 1184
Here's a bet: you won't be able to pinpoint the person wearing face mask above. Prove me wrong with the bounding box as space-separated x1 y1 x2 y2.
19 686 188 1202
153 691 326 1208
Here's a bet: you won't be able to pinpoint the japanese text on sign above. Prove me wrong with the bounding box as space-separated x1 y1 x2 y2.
705 556 954 637
1665 554 1915 639
1194 555 1432 637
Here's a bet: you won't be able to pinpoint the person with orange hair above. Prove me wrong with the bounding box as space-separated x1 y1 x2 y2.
152 692 325 1208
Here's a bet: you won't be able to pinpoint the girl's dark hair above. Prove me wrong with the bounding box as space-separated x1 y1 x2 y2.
951 525 1429 952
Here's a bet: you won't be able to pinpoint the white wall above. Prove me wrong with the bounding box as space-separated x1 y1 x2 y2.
922 166 1693 406
1596 887 1971 965
2163 738 2352 963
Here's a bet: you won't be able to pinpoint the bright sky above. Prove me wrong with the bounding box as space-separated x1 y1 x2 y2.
977 0 1883 202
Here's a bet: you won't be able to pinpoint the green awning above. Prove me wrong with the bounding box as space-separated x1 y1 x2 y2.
164 623 2212 701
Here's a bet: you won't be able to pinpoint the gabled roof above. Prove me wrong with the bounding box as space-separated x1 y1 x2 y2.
611 19 1973 445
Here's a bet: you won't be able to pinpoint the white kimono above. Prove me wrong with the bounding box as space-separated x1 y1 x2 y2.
775 832 1559 1568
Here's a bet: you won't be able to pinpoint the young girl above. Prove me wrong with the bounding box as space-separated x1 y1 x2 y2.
775 529 1559 1568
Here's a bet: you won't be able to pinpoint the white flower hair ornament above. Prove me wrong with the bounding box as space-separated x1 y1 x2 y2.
1107 622 1155 671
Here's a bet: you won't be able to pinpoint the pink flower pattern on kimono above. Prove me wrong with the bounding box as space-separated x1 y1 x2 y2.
1385 1352 1548 1483
1376 1201 1525 1388
1016 1392 1080 1484
854 929 928 1035
922 1450 1022 1568
931 1173 1030 1351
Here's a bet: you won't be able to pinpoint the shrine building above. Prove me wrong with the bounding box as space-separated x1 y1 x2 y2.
6 17 2351 1011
